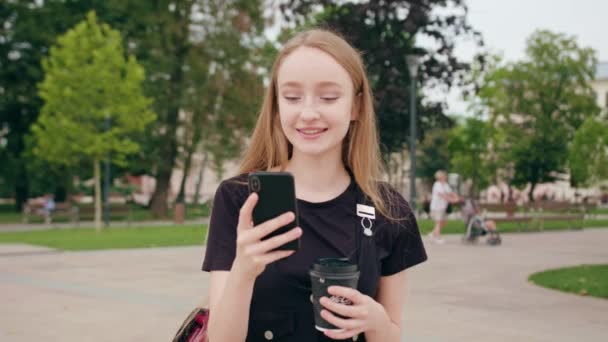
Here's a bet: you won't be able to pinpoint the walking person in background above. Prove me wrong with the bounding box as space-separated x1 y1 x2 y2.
428 170 459 244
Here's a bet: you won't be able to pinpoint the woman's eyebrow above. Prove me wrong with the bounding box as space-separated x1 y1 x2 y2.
278 81 302 89
316 81 342 88
278 81 344 89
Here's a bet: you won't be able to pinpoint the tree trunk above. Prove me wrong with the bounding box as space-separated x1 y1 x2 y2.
14 161 28 212
148 0 192 218
176 146 194 204
94 158 102 232
177 109 205 204
150 168 173 217
193 151 208 206
528 182 537 202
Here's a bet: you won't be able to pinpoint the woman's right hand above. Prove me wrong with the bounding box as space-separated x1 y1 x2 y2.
231 192 302 282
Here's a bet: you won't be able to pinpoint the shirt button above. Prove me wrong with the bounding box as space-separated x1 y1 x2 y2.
310 294 314 303
264 330 274 340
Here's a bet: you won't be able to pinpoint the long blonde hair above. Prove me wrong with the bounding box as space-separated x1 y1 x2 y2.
239 29 398 219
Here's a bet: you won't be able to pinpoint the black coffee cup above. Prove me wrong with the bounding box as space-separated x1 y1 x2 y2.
309 257 360 332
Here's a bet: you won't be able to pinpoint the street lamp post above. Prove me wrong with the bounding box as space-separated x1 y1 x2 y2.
103 117 110 227
406 55 420 210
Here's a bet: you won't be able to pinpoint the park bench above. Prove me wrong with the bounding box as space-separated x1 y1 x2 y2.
22 201 77 224
478 202 533 231
74 204 133 226
525 201 584 231
580 202 599 220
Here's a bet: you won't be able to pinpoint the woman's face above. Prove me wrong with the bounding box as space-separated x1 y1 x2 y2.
276 46 356 159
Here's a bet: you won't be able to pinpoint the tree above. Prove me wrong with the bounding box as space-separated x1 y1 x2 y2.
448 116 496 196
173 5 268 205
477 30 600 201
417 128 451 186
280 0 483 159
0 0 101 210
568 115 608 187
32 12 155 231
1 1 268 216
97 0 267 217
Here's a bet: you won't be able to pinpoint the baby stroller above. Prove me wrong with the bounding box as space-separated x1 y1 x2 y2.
461 198 502 246
462 215 501 245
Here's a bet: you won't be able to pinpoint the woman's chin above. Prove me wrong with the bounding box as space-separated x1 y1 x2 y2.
291 144 337 158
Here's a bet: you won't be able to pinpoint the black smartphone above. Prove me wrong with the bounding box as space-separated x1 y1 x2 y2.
248 171 300 251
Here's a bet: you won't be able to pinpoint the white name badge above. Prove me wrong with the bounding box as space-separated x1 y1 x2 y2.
356 204 376 220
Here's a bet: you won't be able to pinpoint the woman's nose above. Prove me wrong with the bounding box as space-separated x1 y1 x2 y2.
299 102 321 121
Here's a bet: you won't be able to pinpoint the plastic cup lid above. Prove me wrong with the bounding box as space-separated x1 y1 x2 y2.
311 257 358 274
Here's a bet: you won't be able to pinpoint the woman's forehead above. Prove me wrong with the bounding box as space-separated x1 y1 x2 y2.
277 46 353 90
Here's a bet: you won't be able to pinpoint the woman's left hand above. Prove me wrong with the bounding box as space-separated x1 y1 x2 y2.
319 286 390 340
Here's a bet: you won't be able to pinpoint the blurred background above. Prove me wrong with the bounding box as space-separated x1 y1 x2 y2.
0 1 607 341
1 0 607 224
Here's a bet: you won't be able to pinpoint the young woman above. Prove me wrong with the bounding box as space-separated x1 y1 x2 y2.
202 29 427 342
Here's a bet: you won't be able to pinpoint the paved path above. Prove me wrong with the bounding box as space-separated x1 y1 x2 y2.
0 229 607 341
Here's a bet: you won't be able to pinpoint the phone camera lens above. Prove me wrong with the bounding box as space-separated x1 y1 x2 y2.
251 177 261 192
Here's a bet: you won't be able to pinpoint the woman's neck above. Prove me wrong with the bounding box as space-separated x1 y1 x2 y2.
285 150 351 202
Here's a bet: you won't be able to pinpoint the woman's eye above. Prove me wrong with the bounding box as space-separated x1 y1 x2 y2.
284 96 301 102
321 96 338 102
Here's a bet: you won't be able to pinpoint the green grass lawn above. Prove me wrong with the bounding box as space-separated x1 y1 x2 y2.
529 264 608 299
1 217 607 251
590 207 608 215
0 224 207 251
416 218 608 234
0 203 210 224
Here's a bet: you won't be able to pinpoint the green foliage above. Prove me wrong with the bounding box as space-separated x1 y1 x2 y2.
477 30 600 197
99 0 268 215
1 1 268 215
32 11 154 167
568 115 608 186
448 117 497 196
30 11 155 230
417 129 451 185
0 0 105 209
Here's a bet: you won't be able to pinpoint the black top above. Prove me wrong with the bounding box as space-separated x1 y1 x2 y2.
202 173 427 342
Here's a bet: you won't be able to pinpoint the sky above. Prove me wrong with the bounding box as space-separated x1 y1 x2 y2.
443 0 608 114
